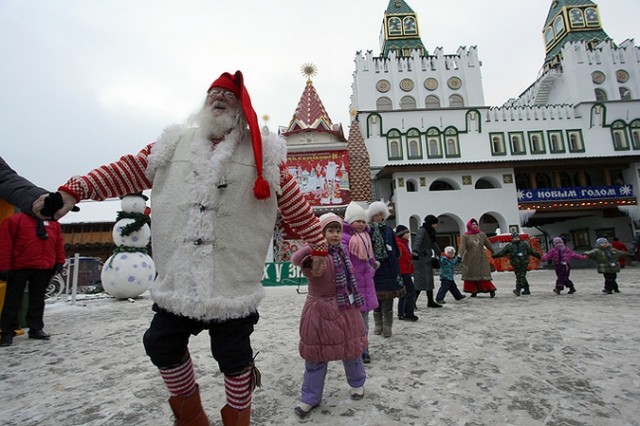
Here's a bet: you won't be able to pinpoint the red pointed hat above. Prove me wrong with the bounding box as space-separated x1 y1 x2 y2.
208 70 271 200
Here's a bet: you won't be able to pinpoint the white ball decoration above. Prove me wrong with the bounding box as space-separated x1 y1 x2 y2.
101 252 156 299
120 194 148 214
112 218 151 248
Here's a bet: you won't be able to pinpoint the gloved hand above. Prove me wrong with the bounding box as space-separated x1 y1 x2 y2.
54 263 64 274
0 271 9 281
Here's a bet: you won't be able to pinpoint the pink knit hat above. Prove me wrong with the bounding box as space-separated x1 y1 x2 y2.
318 213 343 231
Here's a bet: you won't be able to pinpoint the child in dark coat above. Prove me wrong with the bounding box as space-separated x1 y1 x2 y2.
367 201 404 338
292 213 367 419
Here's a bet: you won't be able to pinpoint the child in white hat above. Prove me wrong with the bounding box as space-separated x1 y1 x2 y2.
342 202 379 363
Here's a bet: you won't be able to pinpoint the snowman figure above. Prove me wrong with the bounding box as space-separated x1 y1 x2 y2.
101 193 156 299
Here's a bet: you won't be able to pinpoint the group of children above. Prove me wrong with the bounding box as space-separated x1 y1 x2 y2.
290 202 632 418
493 232 632 296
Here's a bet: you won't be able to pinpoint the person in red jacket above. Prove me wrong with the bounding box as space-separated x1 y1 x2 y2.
395 225 418 321
0 212 65 347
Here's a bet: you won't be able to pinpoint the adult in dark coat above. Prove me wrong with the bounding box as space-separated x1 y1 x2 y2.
0 156 47 216
412 215 442 308
367 201 403 338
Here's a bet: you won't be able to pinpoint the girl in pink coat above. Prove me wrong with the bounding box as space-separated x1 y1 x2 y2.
341 201 378 364
292 213 368 419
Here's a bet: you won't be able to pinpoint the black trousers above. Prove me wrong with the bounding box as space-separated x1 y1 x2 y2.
143 304 259 374
1 269 52 335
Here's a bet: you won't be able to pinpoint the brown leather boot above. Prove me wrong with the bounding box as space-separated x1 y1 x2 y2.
220 404 251 426
168 385 210 426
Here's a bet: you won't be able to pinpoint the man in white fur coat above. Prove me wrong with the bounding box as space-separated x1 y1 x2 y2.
48 71 328 426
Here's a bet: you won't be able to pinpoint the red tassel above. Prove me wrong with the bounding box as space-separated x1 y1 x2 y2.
253 176 271 200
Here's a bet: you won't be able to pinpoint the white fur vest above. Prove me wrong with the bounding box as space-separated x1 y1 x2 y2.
146 125 286 321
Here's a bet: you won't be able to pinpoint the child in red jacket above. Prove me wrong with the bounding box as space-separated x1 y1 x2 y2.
395 225 418 321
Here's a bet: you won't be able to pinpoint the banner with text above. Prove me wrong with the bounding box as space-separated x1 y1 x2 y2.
261 262 308 287
518 184 633 203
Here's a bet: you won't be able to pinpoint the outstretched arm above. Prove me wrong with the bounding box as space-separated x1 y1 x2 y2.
277 165 327 277
49 144 154 220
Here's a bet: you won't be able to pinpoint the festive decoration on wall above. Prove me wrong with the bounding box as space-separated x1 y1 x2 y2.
101 193 155 299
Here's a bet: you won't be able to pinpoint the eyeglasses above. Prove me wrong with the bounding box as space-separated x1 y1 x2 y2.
208 89 237 100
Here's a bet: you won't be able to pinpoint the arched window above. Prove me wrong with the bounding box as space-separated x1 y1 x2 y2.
388 17 402 36
426 128 441 158
529 133 545 153
444 128 460 157
449 94 464 108
429 180 455 191
516 173 531 190
549 131 564 152
535 173 552 189
630 120 640 149
619 87 631 101
553 15 565 36
475 178 496 189
491 134 506 155
612 121 629 150
558 172 572 187
406 129 422 159
367 114 381 137
400 96 416 109
377 97 393 111
403 17 417 35
568 131 584 152
594 88 607 102
509 133 525 154
387 130 402 159
406 180 418 192
425 95 440 109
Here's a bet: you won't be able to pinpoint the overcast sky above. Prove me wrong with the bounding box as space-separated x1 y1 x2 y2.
1 0 639 191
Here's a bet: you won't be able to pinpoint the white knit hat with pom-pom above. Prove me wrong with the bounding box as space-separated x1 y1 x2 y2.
344 202 368 224
367 201 390 221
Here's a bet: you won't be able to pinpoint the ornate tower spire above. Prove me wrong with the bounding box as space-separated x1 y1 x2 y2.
347 112 372 202
542 0 610 67
379 0 426 57
281 64 344 140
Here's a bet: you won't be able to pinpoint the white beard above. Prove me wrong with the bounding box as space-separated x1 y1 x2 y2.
191 105 237 139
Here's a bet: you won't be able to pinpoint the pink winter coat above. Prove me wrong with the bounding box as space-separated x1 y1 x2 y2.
342 222 379 313
292 245 368 363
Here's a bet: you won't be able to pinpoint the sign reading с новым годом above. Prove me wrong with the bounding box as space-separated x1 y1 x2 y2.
262 262 307 287
518 184 633 202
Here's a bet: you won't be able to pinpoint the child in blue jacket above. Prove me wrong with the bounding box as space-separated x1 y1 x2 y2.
435 246 466 303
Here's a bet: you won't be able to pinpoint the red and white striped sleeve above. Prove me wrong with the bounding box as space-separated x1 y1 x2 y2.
277 164 327 256
59 144 154 201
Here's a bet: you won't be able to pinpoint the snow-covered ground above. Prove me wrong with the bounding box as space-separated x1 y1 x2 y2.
1 267 639 426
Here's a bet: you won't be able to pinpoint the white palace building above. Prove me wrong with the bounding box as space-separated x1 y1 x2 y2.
349 0 640 251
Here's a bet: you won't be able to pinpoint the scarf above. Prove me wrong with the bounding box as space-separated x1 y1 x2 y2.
329 244 364 311
370 222 388 261
349 229 374 261
465 218 480 235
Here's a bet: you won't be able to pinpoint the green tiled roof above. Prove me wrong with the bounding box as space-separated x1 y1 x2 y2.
385 0 415 15
544 0 596 27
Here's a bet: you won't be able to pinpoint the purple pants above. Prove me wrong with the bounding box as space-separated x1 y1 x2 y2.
300 358 366 406
554 263 575 289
